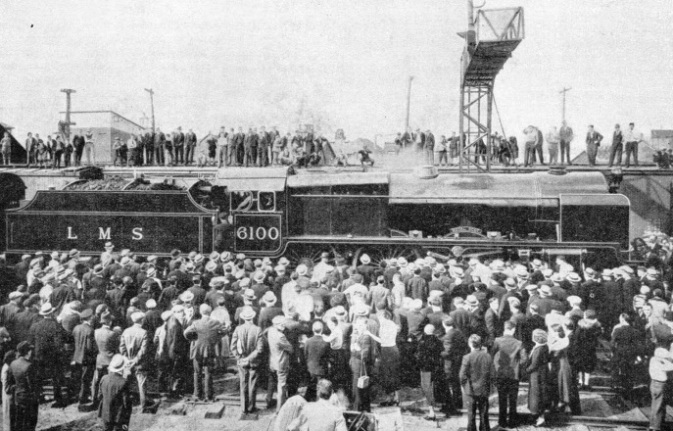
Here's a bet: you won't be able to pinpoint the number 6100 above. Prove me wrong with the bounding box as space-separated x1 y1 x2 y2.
236 226 280 241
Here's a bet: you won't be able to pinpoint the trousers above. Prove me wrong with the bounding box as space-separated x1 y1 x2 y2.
625 141 639 167
238 365 258 413
193 358 213 400
650 380 670 431
586 143 598 166
71 363 95 403
609 143 623 166
496 378 519 426
560 140 572 164
466 395 490 431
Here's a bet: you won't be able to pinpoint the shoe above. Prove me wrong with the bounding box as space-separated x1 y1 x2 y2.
535 416 546 427
424 415 437 421
380 401 390 407
248 407 259 414
266 400 277 410
498 423 509 429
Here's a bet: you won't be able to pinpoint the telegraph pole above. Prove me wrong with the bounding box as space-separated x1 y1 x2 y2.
144 88 155 134
405 76 414 132
560 87 571 122
60 88 76 142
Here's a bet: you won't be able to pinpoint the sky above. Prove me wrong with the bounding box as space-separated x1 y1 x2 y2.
0 0 671 145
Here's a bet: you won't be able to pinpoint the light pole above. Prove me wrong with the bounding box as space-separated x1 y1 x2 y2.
144 88 155 134
560 87 571 123
405 76 414 132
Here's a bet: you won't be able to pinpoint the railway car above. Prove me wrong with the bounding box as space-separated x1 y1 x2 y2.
4 167 630 269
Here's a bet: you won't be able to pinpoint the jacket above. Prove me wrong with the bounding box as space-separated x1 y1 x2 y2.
184 316 225 360
491 334 526 380
268 326 294 372
119 324 149 370
304 335 330 376
98 372 132 426
95 325 120 368
165 315 190 361
459 348 494 397
73 322 97 365
9 357 39 403
230 322 263 367
30 317 66 363
441 327 468 362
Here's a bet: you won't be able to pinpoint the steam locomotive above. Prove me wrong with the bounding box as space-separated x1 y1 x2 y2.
3 167 630 269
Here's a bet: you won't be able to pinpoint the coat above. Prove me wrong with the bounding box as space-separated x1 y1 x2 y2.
460 348 494 397
184 316 225 361
268 326 294 372
230 322 263 367
73 322 97 365
119 325 150 370
491 334 526 380
30 317 66 363
165 315 190 361
98 372 132 427
525 344 549 415
304 335 330 376
9 357 38 403
95 326 120 368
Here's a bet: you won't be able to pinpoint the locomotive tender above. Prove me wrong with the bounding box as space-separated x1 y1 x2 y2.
4 167 630 268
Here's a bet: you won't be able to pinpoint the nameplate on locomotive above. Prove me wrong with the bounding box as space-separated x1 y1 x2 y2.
233 214 282 253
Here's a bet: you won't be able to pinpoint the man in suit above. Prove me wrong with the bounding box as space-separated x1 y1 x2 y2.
611 313 644 399
559 120 574 165
173 127 185 164
267 314 294 412
119 311 150 409
304 320 330 401
184 304 226 401
30 302 69 407
93 314 119 405
72 309 98 405
441 317 468 414
585 125 603 166
234 127 245 165
460 334 493 431
98 354 132 431
244 127 258 167
491 320 527 428
185 128 197 165
166 305 190 397
230 306 263 416
609 124 624 167
9 341 39 431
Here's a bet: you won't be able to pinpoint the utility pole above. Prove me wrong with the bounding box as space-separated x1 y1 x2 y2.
144 88 155 134
405 76 414 132
60 88 76 142
560 87 571 123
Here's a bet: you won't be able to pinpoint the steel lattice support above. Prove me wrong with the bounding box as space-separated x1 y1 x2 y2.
459 83 493 172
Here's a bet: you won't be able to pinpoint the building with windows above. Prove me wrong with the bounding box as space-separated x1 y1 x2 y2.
60 110 145 165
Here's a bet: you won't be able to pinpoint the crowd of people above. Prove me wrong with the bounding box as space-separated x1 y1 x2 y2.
0 240 672 431
393 121 648 169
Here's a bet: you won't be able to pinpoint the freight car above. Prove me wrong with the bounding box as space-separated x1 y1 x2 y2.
4 168 630 269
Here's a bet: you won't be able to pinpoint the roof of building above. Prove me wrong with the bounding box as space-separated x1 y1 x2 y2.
59 110 145 129
651 130 673 139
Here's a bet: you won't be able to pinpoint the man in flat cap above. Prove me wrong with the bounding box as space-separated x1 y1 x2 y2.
9 341 39 431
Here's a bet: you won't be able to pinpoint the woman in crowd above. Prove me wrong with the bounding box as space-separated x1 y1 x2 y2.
366 309 401 406
526 329 549 427
548 323 575 413
416 324 443 421
576 309 603 389
2 350 16 431
350 317 374 412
